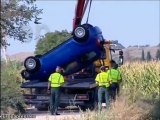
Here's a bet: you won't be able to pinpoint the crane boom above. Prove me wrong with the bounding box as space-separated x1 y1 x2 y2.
72 0 89 30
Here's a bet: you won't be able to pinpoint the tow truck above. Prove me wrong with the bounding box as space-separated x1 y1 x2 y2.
21 0 124 110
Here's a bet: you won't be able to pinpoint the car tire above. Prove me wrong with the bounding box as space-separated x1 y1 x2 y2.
73 25 89 43
35 54 42 58
24 56 40 72
21 70 30 79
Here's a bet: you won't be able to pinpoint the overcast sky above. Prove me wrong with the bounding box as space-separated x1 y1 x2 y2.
6 0 160 55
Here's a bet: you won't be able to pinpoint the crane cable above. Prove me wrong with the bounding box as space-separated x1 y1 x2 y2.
82 0 89 19
86 0 106 68
86 0 92 24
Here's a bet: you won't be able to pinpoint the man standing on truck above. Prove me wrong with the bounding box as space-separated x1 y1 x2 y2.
48 66 64 115
95 66 110 110
108 63 122 102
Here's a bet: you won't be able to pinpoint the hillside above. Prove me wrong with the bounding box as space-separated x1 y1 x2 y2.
6 46 159 62
123 46 159 61
7 52 34 62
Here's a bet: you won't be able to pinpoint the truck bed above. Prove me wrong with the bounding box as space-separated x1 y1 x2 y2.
21 78 97 89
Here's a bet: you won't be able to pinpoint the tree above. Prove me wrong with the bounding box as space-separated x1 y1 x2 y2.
146 51 152 61
1 0 42 47
156 49 160 60
141 49 145 61
35 30 72 55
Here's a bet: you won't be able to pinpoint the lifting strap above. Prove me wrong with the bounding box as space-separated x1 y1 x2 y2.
86 0 92 24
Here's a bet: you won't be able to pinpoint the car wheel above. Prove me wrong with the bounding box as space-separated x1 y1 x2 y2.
24 56 40 72
21 70 30 79
73 25 89 43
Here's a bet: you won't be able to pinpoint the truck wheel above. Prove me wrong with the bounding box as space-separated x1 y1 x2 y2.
80 103 96 111
73 25 89 43
88 104 95 111
36 104 48 111
79 106 87 111
24 56 40 72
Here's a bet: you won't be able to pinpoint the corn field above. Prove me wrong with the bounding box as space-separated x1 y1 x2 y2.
120 61 160 101
76 61 160 120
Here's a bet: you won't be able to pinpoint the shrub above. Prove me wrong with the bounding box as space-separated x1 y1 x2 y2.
1 60 25 114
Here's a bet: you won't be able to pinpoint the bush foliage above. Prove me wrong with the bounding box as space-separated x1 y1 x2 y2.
1 61 25 114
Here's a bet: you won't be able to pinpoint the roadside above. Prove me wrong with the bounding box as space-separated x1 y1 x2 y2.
11 106 80 120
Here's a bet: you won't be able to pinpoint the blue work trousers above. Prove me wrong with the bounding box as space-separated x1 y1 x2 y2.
109 83 119 102
49 87 60 114
98 87 109 110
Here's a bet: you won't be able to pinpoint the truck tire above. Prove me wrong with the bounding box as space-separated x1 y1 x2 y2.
73 25 89 43
36 104 48 111
79 102 96 111
24 56 40 72
79 106 87 111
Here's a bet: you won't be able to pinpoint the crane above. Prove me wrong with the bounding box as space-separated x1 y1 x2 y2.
20 0 123 111
72 0 90 30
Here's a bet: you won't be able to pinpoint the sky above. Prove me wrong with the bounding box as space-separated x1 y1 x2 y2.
6 0 160 55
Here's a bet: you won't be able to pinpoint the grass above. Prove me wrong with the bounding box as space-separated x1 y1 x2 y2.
1 61 160 120
78 98 151 120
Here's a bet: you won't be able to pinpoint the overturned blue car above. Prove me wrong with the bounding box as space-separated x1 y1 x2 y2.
21 24 105 81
